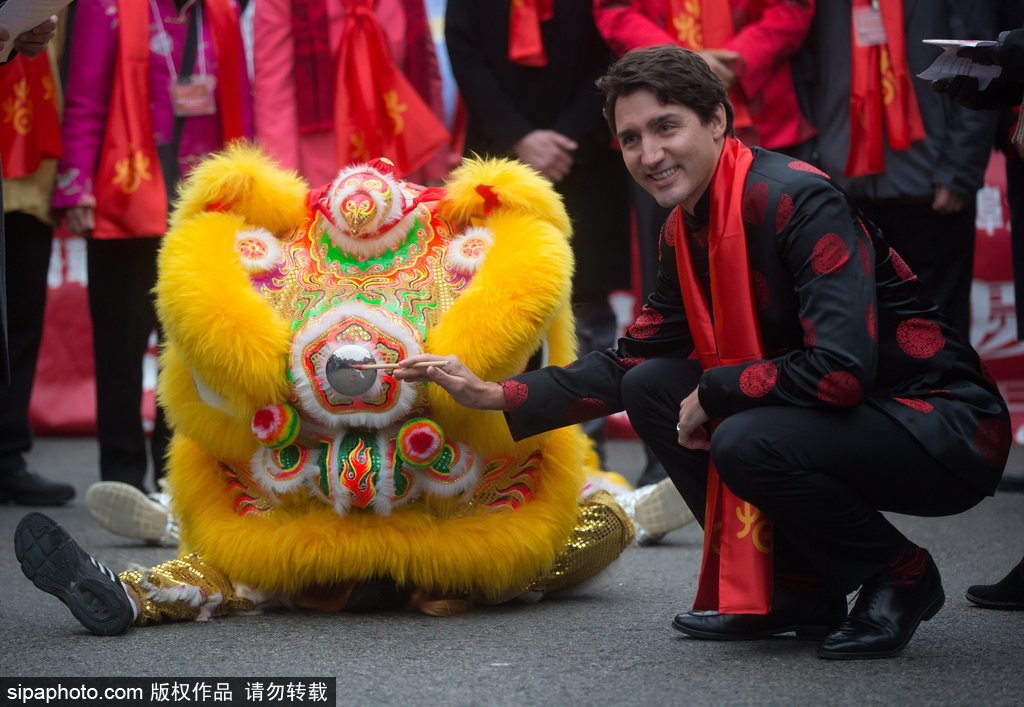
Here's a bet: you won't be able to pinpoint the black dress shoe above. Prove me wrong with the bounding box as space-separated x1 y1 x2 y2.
965 556 1024 609
672 587 847 641
0 467 75 506
818 552 944 660
15 512 134 636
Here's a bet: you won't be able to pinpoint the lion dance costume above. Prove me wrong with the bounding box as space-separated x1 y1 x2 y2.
118 145 633 623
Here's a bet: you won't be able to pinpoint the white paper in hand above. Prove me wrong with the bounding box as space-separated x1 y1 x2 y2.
918 39 1002 90
0 0 71 63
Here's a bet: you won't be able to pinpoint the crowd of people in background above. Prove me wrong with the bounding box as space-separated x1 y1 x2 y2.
0 0 1022 610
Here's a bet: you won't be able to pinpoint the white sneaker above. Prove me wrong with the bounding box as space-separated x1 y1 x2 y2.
85 481 179 547
613 484 664 546
634 477 695 537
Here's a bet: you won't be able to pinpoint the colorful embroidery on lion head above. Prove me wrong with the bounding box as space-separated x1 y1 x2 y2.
156 144 631 610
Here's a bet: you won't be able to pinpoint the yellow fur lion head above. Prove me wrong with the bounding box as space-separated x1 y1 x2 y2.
156 145 617 601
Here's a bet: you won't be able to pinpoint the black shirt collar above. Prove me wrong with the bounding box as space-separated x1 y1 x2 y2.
682 188 711 234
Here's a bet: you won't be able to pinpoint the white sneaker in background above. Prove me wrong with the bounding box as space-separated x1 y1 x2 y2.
614 483 665 546
85 481 179 547
634 477 694 538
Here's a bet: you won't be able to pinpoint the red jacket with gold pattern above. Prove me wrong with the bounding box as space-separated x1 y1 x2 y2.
593 0 815 150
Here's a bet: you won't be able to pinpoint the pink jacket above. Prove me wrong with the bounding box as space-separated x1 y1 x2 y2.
254 0 447 187
593 0 815 150
54 0 254 215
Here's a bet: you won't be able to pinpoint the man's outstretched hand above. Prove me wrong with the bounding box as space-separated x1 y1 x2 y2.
393 354 507 410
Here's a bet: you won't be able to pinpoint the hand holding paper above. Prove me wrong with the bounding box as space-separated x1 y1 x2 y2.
918 40 1003 91
0 0 70 62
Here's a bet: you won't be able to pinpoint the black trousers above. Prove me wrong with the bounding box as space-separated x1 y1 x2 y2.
856 200 976 342
87 237 169 491
621 358 985 594
0 213 53 474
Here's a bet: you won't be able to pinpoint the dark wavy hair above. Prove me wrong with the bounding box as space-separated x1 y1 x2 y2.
597 45 735 137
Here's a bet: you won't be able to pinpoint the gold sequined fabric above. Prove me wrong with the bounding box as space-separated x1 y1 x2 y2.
533 491 635 594
119 554 255 626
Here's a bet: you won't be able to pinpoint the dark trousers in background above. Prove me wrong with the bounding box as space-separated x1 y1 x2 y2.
87 236 169 492
0 214 53 474
627 182 671 485
621 358 984 595
856 200 976 342
574 299 619 462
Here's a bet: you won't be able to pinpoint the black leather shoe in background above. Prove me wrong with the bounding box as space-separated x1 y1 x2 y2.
672 587 847 641
818 551 944 660
0 467 75 506
966 556 1024 609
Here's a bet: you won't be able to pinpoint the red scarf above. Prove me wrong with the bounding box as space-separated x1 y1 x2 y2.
845 0 925 177
291 0 334 134
93 0 246 239
666 0 753 132
333 0 448 175
673 137 773 614
509 0 553 67
0 53 61 179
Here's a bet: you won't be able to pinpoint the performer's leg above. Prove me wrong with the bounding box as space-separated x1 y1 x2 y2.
16 512 135 635
120 554 256 625
532 491 635 595
16 511 254 634
88 237 161 491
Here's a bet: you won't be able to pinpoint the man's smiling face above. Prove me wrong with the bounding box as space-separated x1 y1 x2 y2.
614 89 726 213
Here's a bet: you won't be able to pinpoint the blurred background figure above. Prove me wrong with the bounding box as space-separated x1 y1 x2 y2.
0 13 73 506
931 10 1024 611
795 0 998 341
253 0 450 187
446 0 631 464
52 0 251 542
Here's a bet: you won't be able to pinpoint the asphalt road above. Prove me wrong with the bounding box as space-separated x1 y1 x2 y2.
1 438 1022 706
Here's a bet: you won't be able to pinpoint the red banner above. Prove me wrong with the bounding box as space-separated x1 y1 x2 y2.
972 151 1024 446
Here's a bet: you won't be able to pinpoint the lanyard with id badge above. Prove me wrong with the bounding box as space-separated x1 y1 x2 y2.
152 0 214 199
853 0 888 48
151 0 217 118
